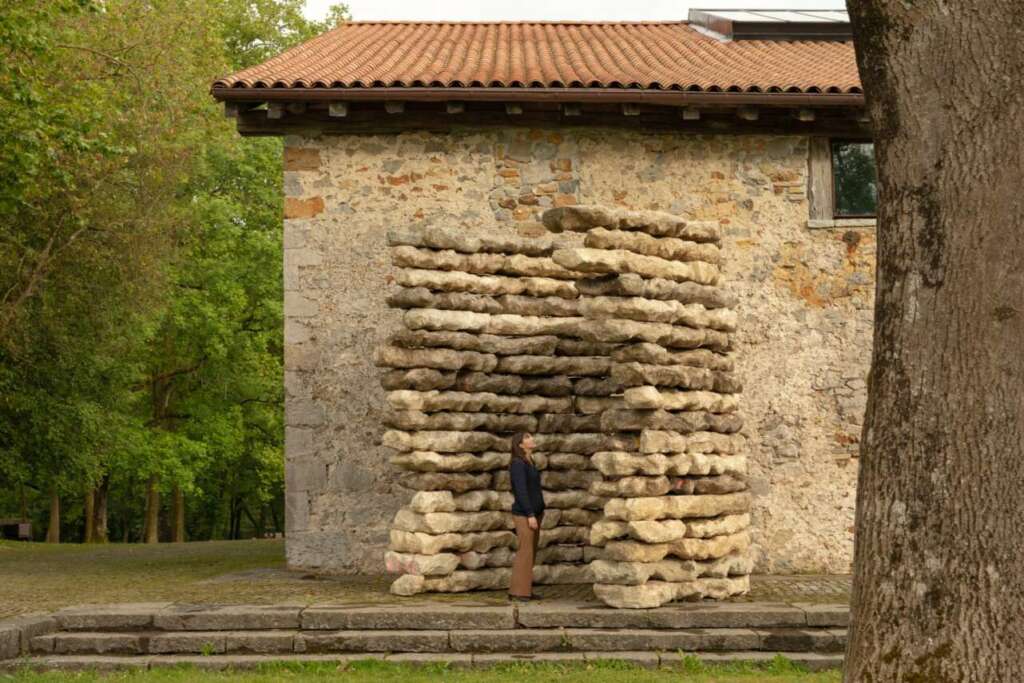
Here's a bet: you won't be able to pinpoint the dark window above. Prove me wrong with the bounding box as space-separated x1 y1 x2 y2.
831 141 878 218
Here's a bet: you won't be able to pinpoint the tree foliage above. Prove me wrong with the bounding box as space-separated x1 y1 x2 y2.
0 0 348 541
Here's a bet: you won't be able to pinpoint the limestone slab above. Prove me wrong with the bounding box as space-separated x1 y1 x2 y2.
553 248 719 286
396 268 578 299
584 227 722 264
576 273 736 309
603 493 751 521
390 451 508 473
387 226 554 256
542 205 720 242
397 472 492 492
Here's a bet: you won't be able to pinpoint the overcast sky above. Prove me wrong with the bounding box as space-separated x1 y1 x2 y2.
303 1 848 22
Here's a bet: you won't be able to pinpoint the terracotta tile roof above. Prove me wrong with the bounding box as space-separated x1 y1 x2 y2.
213 21 861 95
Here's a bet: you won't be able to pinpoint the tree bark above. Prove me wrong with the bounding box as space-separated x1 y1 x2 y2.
144 475 159 544
171 485 185 543
45 488 60 543
83 488 95 543
845 2 1024 680
92 476 109 544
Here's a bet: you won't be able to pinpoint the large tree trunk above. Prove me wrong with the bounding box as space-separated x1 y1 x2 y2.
45 488 60 543
171 485 185 543
845 1 1024 680
83 488 95 543
144 475 160 544
92 476 109 544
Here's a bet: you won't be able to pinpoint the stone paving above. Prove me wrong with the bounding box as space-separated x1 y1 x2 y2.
201 571 851 607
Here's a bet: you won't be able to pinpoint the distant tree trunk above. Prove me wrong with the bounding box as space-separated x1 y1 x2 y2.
92 476 109 543
241 504 264 539
83 488 95 543
268 503 281 536
144 475 159 544
18 483 28 521
172 485 186 543
45 488 60 543
845 1 1024 680
230 496 243 540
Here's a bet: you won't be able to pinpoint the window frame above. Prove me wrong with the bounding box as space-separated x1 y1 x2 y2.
807 136 877 225
829 138 878 220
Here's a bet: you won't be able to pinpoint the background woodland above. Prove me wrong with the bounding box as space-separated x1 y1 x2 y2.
0 0 349 543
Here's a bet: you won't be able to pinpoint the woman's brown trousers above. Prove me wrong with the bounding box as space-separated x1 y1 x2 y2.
509 513 542 597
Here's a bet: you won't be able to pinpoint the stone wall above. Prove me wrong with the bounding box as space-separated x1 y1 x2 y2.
283 127 874 575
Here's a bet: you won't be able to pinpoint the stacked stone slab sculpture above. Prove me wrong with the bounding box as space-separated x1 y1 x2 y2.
376 204 752 608
544 205 753 609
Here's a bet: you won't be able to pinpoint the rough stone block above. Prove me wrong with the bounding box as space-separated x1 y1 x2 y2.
639 430 745 455
387 226 554 256
576 273 736 309
384 551 460 576
396 268 578 299
584 227 722 264
552 248 719 286
603 493 751 521
390 451 508 474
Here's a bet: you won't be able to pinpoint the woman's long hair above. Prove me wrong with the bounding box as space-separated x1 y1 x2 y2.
510 432 532 464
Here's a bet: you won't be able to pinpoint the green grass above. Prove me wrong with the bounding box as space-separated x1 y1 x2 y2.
0 539 436 619
1 659 842 682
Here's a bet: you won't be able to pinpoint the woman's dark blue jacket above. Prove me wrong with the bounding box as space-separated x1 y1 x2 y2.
509 456 545 517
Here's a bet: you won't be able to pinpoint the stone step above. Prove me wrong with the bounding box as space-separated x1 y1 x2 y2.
516 601 847 629
45 602 847 632
30 627 846 656
3 651 843 672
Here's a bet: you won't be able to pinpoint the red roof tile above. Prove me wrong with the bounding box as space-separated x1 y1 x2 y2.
213 21 861 95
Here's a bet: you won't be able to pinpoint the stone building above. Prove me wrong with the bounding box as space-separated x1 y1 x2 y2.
212 10 874 578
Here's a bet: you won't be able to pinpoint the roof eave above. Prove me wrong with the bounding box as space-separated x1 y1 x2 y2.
210 86 864 108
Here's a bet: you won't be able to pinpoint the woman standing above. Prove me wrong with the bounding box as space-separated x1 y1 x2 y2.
508 432 545 602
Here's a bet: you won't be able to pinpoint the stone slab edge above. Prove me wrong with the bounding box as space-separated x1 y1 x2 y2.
0 600 849 660
0 614 58 660
0 651 843 672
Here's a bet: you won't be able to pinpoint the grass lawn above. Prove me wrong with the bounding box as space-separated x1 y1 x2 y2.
0 539 398 618
1 659 842 682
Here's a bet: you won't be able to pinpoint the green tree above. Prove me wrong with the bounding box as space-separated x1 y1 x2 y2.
0 0 347 542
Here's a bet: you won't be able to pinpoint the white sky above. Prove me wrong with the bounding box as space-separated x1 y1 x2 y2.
303 0 848 22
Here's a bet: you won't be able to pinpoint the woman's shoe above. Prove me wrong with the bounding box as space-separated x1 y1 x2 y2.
508 594 531 602
528 593 543 600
